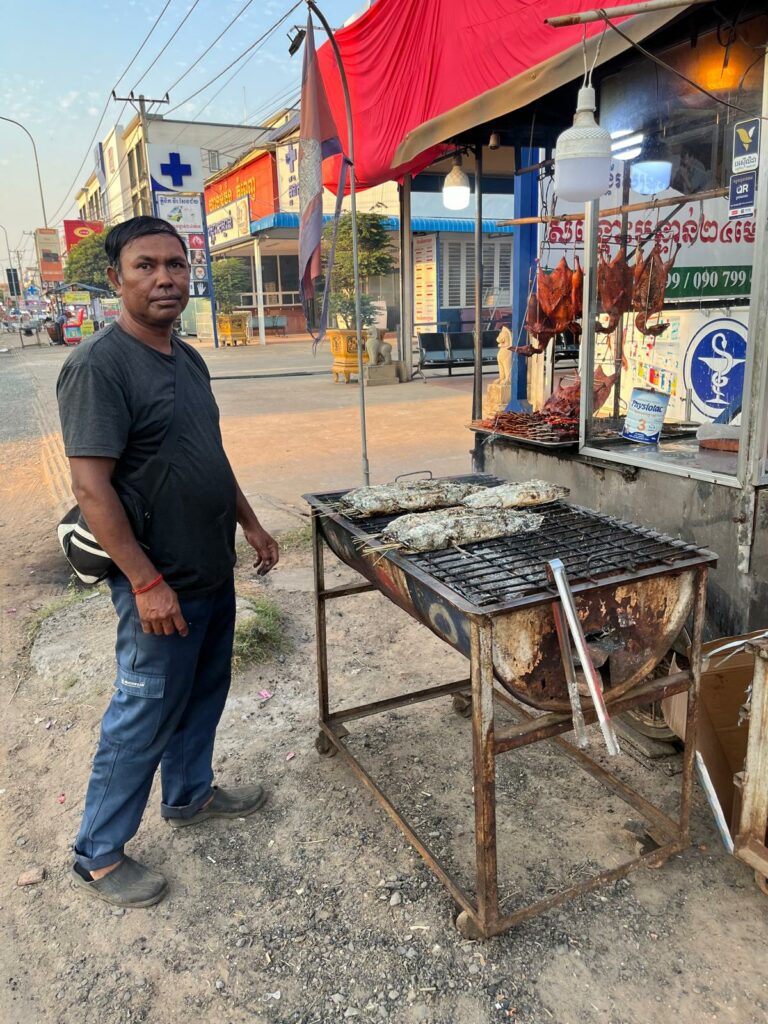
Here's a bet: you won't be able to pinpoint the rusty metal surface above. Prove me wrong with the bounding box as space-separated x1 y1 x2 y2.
491 570 696 707
494 670 693 751
309 499 711 939
307 481 715 710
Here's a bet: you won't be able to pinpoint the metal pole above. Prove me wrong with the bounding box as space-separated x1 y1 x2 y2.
308 0 370 485
580 199 600 449
397 183 405 364
253 236 266 346
113 92 170 216
472 145 484 421
0 116 48 227
138 95 152 216
401 173 414 379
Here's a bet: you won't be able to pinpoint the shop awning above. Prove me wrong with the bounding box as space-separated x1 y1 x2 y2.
318 0 692 192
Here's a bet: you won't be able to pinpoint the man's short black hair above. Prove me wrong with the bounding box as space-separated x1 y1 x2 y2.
105 216 188 270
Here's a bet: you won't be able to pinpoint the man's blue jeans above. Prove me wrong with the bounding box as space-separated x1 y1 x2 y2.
73 573 236 871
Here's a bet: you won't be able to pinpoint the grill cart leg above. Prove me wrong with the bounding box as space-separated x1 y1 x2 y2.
312 509 331 730
678 566 707 843
457 619 500 940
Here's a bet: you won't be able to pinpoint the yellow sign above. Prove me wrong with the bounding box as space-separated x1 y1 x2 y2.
62 291 90 305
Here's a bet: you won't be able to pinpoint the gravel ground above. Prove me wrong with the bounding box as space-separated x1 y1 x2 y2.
3 532 768 1024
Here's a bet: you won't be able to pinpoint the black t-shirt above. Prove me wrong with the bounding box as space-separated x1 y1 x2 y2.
56 323 236 596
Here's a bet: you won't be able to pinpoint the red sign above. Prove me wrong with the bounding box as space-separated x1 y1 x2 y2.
205 152 277 223
64 220 104 252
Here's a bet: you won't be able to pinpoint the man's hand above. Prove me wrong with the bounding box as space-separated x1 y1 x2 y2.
244 522 279 576
135 581 189 636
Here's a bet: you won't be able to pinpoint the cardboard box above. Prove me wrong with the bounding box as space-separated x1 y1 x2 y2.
663 631 764 828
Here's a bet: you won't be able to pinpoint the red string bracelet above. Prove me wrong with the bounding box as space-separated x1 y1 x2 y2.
132 574 164 595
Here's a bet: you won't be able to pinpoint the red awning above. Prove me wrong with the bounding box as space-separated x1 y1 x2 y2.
317 0 689 192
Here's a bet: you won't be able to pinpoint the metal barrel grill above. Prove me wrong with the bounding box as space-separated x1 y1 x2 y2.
308 477 712 712
305 475 717 938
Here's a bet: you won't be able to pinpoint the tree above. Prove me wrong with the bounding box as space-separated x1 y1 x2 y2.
321 212 395 328
211 258 251 314
64 231 110 290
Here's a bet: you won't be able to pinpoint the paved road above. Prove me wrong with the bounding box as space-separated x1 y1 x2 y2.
0 338 485 519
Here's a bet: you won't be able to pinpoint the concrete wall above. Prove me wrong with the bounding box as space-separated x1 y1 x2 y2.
472 433 768 638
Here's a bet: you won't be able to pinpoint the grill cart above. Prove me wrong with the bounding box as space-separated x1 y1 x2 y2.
305 476 715 939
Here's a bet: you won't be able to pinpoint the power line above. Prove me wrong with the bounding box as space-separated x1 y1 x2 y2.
165 0 303 116
48 0 174 224
161 0 258 98
130 0 204 92
203 83 300 152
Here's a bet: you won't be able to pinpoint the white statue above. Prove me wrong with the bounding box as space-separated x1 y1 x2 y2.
366 327 393 365
496 325 513 384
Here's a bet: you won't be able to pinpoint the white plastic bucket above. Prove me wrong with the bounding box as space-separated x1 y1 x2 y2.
621 388 670 445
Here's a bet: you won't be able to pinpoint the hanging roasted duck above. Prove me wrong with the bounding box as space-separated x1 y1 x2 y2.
632 241 681 337
520 256 583 355
595 246 633 334
542 365 618 420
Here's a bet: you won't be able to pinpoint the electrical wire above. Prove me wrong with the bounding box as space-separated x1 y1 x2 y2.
165 0 303 116
202 80 300 150
161 0 258 98
598 10 768 119
47 0 174 224
130 0 204 92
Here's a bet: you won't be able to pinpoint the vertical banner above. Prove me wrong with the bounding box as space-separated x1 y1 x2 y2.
35 228 64 283
154 192 218 346
413 233 438 327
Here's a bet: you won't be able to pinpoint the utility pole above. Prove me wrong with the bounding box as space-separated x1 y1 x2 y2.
112 91 169 216
14 252 25 308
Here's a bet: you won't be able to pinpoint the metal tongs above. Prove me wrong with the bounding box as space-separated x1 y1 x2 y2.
546 558 621 757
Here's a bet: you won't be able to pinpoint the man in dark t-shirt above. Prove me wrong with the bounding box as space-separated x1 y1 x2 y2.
57 216 278 909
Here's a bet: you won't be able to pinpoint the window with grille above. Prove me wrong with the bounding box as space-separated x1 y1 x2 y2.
441 239 513 308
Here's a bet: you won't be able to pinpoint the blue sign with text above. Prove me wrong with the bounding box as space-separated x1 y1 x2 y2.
729 171 756 219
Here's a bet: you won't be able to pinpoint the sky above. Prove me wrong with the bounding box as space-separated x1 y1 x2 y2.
0 0 358 275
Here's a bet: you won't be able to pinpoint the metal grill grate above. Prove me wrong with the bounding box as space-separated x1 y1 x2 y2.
311 475 710 609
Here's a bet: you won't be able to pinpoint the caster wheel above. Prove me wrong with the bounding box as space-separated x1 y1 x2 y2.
315 731 338 758
452 693 472 719
455 910 485 940
756 870 768 897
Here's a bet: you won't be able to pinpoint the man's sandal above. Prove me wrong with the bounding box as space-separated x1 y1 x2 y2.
164 784 267 829
70 856 168 908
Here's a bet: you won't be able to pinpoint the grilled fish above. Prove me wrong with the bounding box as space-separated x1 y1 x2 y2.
341 480 481 516
462 479 569 509
382 507 543 552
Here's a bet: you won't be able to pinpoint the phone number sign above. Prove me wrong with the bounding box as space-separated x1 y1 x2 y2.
665 265 752 300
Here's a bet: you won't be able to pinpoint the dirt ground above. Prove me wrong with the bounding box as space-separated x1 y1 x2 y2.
2 342 768 1024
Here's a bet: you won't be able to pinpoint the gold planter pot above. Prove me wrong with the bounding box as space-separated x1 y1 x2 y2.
327 329 369 383
217 312 249 347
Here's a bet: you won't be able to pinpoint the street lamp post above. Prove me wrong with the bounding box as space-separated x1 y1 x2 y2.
0 116 48 227
294 1 371 485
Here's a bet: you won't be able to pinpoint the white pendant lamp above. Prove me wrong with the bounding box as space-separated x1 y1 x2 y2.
554 85 612 203
443 153 471 210
630 136 672 195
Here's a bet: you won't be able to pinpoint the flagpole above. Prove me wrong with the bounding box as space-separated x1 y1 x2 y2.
307 1 370 486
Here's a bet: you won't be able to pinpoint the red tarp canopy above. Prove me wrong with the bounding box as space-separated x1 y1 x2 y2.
317 0 686 192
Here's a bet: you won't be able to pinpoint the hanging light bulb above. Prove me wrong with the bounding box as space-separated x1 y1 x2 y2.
554 85 612 203
630 135 672 195
443 153 470 210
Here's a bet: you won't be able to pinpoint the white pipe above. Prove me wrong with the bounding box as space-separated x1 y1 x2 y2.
253 237 266 347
